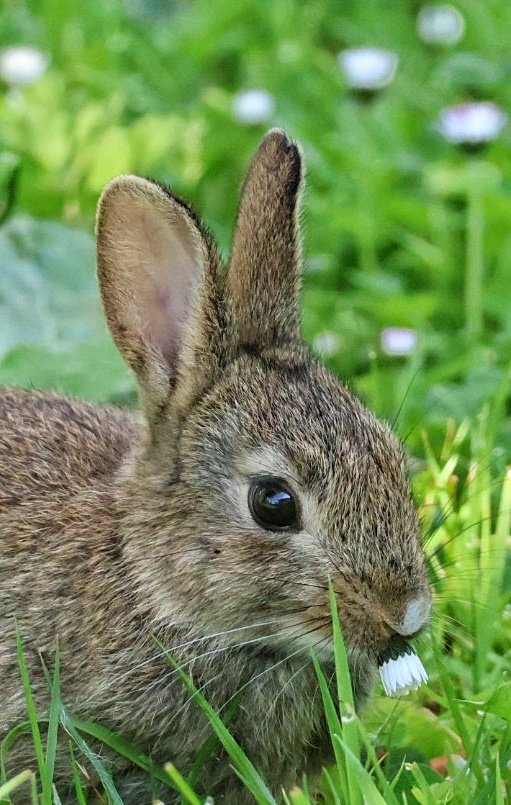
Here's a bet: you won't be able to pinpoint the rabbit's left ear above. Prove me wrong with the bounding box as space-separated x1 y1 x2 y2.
227 129 303 349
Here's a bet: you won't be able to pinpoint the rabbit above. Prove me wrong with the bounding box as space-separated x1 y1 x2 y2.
0 129 431 804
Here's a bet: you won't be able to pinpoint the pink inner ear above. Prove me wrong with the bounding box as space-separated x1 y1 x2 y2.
121 203 202 373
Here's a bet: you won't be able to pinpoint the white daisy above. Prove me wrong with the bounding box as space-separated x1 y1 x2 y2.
379 650 428 697
338 47 398 92
232 89 275 125
437 102 508 146
0 46 49 87
381 327 418 356
417 5 465 47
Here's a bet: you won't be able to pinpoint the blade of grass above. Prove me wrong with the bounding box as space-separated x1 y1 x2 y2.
355 718 400 805
69 744 88 805
59 705 123 805
67 716 172 789
409 762 436 805
495 755 504 805
0 721 32 782
187 697 239 789
431 636 471 749
165 763 202 805
328 583 359 751
0 770 35 799
165 654 277 805
15 627 48 802
329 582 363 805
44 642 60 791
479 468 511 679
332 735 387 805
311 653 350 803
473 412 493 687
322 767 342 805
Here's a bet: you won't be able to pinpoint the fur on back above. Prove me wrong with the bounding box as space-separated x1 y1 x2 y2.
0 389 136 500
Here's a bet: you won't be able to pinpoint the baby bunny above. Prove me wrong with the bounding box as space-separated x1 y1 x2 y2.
0 129 431 803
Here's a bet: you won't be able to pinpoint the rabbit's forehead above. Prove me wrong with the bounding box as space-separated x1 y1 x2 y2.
218 359 406 476
198 359 408 501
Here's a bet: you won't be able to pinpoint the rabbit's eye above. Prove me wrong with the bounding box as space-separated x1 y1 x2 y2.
248 477 299 532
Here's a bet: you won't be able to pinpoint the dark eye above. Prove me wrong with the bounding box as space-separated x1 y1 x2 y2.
248 477 299 532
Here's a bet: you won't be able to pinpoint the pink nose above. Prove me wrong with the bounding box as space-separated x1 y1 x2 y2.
394 593 431 636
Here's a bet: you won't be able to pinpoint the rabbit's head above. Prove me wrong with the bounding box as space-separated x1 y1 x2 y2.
97 130 430 701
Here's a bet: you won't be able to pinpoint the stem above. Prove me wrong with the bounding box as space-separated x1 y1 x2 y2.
465 171 485 342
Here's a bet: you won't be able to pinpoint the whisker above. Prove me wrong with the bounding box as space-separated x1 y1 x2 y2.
214 620 332 719
84 615 315 703
162 619 332 734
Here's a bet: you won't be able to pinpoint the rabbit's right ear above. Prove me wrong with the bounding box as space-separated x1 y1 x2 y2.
96 177 225 437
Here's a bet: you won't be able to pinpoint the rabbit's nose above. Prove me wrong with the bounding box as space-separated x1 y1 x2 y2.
394 592 431 636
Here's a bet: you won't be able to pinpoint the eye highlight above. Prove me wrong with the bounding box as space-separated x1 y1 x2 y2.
248 476 300 532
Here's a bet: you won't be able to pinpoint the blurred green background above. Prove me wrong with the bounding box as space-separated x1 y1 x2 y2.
1 0 511 459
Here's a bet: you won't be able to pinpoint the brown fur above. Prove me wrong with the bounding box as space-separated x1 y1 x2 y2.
0 130 430 803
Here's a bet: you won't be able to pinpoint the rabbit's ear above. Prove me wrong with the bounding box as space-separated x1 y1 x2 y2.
96 177 224 430
228 129 303 348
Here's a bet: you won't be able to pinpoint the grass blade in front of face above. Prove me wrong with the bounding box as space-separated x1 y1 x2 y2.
66 715 173 790
0 770 35 801
311 653 350 803
328 583 359 757
165 762 202 805
166 654 278 805
44 641 60 795
187 696 239 789
59 706 123 805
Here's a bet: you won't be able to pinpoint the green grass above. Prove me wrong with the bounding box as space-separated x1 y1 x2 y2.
0 0 511 802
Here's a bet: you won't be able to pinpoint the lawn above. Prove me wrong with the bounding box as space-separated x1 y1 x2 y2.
0 1 510 802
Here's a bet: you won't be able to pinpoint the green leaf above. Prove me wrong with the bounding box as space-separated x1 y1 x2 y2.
482 684 511 721
0 216 99 356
